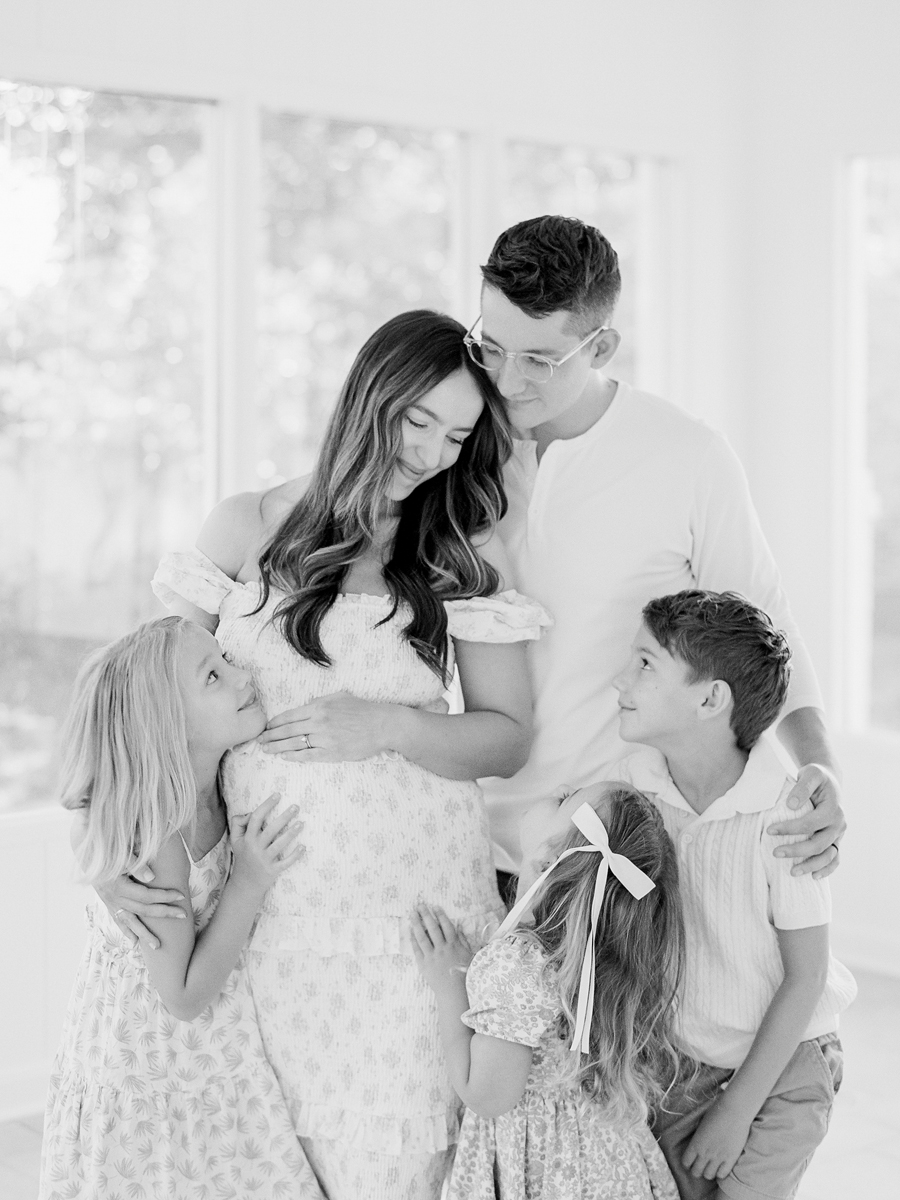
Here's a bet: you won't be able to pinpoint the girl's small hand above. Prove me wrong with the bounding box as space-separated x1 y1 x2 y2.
258 692 394 762
410 904 474 993
230 793 304 897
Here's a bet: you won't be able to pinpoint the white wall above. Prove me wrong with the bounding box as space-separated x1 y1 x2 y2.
1 0 898 1119
740 2 900 981
0 810 88 1122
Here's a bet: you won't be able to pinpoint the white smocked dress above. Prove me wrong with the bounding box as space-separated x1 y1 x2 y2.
152 550 551 1200
40 831 323 1200
449 936 679 1200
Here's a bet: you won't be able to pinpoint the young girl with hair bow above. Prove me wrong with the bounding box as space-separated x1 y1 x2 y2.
411 782 684 1200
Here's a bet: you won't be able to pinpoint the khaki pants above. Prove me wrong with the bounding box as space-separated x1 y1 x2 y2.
652 1035 843 1200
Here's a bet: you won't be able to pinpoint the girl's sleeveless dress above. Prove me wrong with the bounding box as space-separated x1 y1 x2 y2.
40 830 323 1200
152 549 551 1200
449 936 679 1200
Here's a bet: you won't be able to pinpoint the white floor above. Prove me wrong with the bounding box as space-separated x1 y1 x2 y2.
2 969 897 1199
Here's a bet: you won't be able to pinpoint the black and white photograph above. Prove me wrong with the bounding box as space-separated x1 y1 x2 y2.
0 2 897 1197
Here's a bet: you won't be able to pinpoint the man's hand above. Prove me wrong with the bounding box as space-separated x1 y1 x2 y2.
682 1096 752 1181
768 763 846 879
96 873 187 951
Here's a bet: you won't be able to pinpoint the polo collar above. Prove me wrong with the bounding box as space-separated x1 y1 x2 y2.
621 738 795 821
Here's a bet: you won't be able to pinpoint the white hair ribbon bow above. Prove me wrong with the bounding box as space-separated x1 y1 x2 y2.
494 801 656 1054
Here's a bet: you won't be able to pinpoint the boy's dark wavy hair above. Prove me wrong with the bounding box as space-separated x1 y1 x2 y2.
481 214 621 333
642 590 792 751
523 785 685 1125
255 310 512 683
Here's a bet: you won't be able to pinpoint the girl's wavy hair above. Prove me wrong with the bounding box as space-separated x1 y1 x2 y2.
59 617 196 887
522 785 685 1126
255 309 512 683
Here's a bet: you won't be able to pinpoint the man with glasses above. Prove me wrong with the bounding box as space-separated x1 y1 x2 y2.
466 215 845 898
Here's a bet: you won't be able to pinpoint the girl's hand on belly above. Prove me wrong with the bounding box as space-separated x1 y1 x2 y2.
258 691 396 762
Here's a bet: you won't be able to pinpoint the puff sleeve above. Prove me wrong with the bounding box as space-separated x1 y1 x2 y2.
444 591 552 644
461 936 558 1048
151 549 242 616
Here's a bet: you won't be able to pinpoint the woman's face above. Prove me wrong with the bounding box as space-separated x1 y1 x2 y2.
388 368 485 501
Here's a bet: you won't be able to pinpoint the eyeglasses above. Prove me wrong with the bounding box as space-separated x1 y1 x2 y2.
463 318 609 384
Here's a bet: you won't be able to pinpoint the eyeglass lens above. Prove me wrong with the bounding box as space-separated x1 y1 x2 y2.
466 340 554 383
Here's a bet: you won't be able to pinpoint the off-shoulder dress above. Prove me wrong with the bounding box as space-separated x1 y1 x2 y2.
152 549 550 1200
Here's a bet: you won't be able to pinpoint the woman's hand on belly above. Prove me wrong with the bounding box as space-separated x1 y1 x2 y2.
258 691 397 762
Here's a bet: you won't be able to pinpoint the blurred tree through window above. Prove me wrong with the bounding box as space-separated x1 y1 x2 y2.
1 92 651 812
0 81 213 810
257 115 461 483
502 142 639 383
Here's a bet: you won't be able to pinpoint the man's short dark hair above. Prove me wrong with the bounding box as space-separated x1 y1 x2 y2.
642 590 792 752
481 215 621 332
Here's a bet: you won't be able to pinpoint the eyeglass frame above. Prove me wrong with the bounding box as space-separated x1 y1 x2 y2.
463 317 610 381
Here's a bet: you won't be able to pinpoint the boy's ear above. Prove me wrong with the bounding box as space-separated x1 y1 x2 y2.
698 679 733 721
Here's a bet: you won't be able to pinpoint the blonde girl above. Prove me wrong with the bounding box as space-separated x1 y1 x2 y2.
39 616 322 1200
412 782 684 1200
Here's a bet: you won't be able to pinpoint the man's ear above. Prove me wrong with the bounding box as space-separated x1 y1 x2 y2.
590 327 621 369
698 679 733 721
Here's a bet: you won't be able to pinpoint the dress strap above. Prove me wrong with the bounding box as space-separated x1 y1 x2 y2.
176 829 196 864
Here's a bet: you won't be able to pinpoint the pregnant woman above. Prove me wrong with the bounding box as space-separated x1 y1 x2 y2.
115 310 549 1198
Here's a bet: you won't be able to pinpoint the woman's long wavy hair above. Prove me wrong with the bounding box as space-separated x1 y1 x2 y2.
59 617 197 887
523 785 685 1126
255 310 512 682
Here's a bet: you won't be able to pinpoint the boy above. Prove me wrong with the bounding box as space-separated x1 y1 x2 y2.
610 590 857 1199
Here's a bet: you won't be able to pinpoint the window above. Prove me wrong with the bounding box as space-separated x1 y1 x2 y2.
853 158 900 732
0 81 214 810
258 114 462 482
502 141 642 383
1 88 658 811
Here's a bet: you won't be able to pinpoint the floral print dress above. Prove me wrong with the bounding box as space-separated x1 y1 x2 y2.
449 936 679 1200
151 549 551 1200
39 831 323 1200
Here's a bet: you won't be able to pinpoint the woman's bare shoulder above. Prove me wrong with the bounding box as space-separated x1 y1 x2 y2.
196 476 311 579
195 492 268 579
259 475 312 528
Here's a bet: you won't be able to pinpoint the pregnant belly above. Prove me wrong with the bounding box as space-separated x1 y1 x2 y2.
222 742 501 949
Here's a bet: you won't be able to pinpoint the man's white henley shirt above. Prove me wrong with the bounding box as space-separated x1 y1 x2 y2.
484 382 824 872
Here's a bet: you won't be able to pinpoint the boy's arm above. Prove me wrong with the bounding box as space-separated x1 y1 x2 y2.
682 924 830 1182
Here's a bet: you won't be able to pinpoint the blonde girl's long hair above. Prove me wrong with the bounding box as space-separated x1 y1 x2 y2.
524 786 685 1126
255 309 512 684
59 617 196 887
